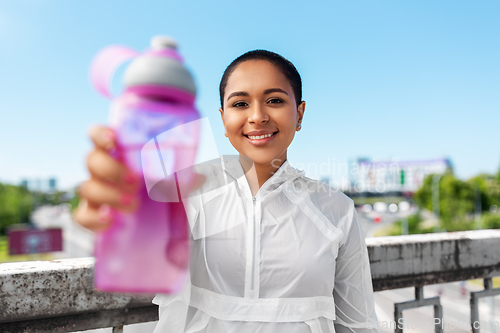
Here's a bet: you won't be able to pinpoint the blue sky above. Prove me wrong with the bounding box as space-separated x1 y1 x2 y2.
0 0 498 190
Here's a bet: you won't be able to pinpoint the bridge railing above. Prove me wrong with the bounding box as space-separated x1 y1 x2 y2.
1 229 500 332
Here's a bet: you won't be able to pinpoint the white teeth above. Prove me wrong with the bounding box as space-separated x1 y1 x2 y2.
248 133 274 140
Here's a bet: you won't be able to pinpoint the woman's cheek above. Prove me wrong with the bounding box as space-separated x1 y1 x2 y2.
224 114 245 136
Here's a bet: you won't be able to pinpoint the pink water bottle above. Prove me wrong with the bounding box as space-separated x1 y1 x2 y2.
89 36 200 293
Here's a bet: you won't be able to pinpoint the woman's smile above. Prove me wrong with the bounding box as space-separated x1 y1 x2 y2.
244 130 278 146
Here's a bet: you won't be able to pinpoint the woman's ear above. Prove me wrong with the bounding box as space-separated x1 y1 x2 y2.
297 101 305 126
219 107 225 126
219 107 228 137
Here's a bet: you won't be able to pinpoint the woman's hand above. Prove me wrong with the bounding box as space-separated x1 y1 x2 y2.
73 125 206 233
73 125 139 232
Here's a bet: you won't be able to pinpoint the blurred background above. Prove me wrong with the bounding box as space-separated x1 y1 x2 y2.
0 0 498 332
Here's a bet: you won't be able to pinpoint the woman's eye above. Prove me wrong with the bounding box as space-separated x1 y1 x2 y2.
232 101 247 108
267 98 283 104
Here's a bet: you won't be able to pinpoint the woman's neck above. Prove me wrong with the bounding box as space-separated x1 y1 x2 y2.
240 154 287 197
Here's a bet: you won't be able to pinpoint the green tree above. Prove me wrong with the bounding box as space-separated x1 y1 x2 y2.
468 173 499 210
0 183 33 234
69 191 80 212
388 213 435 236
482 213 500 229
36 190 70 206
414 172 475 231
413 167 500 232
484 167 500 208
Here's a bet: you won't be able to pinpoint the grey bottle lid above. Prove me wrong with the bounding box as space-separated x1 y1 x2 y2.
123 36 196 95
151 36 178 50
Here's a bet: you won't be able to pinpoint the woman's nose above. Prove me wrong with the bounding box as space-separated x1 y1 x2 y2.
248 103 269 124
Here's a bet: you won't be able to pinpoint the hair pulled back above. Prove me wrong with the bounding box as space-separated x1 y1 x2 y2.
219 50 302 109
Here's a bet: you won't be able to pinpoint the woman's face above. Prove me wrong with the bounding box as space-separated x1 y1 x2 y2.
219 60 305 167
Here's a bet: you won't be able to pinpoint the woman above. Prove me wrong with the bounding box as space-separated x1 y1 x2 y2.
74 50 379 333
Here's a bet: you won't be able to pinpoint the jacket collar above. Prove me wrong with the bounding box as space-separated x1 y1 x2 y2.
222 155 305 195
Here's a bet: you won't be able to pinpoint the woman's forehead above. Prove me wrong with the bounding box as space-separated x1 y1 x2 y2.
225 60 292 94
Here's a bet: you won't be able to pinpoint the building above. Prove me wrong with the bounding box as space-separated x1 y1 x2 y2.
350 158 452 194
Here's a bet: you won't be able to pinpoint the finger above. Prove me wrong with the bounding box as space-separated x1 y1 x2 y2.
87 149 138 191
79 179 139 213
88 125 115 151
72 199 112 232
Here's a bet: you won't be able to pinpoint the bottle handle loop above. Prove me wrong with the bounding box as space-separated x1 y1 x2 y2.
89 45 140 98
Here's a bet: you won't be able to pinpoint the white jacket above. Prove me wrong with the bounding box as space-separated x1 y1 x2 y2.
152 157 379 333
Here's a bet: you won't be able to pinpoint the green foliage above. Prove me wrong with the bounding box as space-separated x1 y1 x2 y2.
467 174 499 211
36 191 70 206
483 168 500 208
379 165 500 236
440 217 476 232
0 183 33 234
413 176 433 211
440 174 475 229
69 191 80 212
0 182 76 235
387 214 434 236
482 213 500 229
415 172 478 231
404 214 423 234
413 166 500 232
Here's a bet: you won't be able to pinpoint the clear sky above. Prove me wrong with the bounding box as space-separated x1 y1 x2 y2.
0 0 499 190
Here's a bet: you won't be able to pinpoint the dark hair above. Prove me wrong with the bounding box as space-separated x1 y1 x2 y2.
219 50 302 109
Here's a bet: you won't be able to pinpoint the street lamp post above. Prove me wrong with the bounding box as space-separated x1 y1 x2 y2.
432 174 442 233
474 184 482 230
401 216 409 235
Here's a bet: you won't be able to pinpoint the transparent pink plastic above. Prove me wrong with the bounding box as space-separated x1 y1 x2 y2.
93 93 200 294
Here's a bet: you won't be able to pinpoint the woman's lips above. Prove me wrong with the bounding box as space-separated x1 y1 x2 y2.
244 132 277 147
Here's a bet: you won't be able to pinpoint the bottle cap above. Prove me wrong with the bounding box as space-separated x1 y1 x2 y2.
123 36 196 95
151 36 178 50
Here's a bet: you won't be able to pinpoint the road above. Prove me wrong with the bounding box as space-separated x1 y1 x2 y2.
358 206 417 237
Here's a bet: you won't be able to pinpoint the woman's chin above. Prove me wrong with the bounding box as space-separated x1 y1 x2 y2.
241 154 285 167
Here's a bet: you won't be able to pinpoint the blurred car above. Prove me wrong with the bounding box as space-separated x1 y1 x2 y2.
373 202 388 213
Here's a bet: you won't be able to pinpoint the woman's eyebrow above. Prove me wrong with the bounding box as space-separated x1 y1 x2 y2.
226 88 288 101
264 88 288 95
226 91 249 101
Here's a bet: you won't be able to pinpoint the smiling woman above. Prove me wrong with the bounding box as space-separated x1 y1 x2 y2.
150 51 379 333
219 57 305 192
74 49 379 333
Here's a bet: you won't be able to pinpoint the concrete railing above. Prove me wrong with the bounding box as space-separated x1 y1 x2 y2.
367 229 500 291
1 230 500 332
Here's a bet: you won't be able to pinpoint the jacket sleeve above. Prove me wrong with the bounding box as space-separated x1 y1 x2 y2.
333 205 379 333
